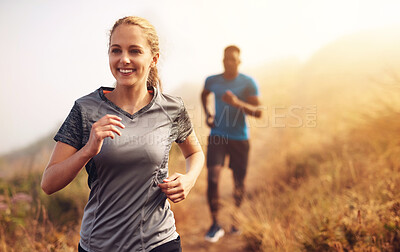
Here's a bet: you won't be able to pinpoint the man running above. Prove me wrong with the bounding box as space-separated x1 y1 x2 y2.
201 45 262 242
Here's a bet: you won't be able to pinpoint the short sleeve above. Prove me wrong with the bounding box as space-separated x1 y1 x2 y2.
247 77 259 97
54 102 84 150
175 101 193 143
204 76 212 91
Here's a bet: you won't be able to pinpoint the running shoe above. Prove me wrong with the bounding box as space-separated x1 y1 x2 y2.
205 223 225 243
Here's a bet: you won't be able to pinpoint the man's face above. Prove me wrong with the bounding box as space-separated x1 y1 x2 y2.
223 50 240 73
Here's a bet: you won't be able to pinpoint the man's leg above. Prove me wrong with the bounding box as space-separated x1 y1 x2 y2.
229 139 249 207
232 167 246 208
228 139 250 233
205 136 226 242
207 164 224 224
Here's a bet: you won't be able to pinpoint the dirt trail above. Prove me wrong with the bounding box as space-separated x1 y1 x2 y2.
172 168 249 252
171 127 273 252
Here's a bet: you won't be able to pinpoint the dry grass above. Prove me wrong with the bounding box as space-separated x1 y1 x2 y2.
230 57 400 251
234 112 400 251
0 166 87 251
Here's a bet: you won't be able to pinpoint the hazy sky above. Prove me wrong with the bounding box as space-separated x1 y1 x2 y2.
1 0 400 154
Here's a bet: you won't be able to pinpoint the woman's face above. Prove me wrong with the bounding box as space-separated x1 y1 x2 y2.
109 24 158 87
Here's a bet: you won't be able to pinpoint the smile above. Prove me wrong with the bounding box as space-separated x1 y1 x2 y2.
118 69 135 74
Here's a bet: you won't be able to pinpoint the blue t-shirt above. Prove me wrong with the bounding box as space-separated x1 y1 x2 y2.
205 73 259 140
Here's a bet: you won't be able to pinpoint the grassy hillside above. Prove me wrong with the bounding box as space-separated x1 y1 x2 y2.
1 26 400 251
233 26 400 251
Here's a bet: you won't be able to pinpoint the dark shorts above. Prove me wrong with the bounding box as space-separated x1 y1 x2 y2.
78 236 181 252
206 135 249 171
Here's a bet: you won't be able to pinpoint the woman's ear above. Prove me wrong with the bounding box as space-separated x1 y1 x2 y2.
151 53 159 67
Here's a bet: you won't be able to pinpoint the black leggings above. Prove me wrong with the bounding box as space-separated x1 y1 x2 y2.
78 236 181 252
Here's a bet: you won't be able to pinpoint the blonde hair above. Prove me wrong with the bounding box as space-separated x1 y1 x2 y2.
109 16 161 90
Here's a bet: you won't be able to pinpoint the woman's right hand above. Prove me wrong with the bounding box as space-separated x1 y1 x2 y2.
84 114 125 157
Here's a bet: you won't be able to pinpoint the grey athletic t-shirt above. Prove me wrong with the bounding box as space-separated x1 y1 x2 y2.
54 86 192 252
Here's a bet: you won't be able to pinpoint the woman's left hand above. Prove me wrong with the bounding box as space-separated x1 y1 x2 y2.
158 173 194 203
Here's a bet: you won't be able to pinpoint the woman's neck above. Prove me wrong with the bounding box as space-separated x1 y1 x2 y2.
106 83 153 115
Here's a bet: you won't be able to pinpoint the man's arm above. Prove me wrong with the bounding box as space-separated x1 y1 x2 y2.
222 90 262 118
201 89 215 127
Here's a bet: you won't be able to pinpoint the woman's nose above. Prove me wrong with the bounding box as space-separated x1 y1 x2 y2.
121 53 130 64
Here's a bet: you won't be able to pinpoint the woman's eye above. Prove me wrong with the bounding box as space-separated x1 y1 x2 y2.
130 49 141 54
111 48 121 54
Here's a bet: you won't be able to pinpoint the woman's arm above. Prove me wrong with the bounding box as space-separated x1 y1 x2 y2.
158 131 205 203
41 142 88 195
41 114 125 195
